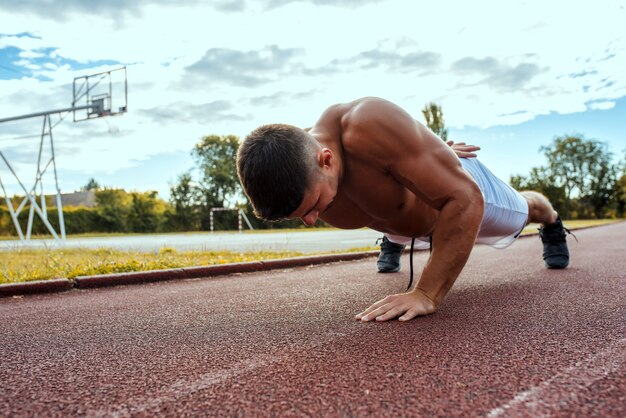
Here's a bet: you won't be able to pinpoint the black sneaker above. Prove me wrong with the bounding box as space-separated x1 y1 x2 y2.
539 217 571 269
376 236 405 273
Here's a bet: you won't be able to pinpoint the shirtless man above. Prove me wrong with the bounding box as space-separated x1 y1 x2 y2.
236 97 570 322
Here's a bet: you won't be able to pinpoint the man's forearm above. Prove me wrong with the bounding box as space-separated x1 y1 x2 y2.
415 196 483 305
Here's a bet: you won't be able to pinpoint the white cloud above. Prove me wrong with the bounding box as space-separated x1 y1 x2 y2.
588 101 616 111
18 49 45 59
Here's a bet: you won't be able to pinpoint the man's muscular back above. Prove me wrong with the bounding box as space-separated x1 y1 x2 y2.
311 97 472 238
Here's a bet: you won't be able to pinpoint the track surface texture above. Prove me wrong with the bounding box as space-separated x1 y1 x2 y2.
1 223 625 417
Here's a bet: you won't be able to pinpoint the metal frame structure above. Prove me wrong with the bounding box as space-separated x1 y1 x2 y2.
209 208 254 233
0 67 127 242
73 67 128 122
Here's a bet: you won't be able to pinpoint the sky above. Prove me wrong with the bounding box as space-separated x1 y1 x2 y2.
0 0 625 202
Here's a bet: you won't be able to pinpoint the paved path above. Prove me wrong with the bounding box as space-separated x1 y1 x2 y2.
1 223 625 416
0 229 382 253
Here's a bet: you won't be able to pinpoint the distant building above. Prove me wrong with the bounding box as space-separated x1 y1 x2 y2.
47 191 96 208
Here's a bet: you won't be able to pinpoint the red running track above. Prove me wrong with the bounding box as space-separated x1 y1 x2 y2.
1 223 625 417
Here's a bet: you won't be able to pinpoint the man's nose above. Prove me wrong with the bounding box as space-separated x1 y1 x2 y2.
301 210 319 226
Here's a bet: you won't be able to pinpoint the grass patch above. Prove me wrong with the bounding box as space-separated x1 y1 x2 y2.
1 220 620 285
0 247 306 285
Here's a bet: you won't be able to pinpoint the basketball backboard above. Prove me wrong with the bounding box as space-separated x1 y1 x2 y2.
72 67 127 122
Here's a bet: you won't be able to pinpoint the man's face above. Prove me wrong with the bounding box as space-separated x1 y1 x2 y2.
287 149 338 226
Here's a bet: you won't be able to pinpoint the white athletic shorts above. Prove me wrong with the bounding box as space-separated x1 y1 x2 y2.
387 158 529 250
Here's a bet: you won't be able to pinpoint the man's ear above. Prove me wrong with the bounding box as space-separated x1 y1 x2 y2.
318 147 333 168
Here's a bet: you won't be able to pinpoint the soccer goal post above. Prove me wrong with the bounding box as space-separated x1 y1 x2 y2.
209 208 254 233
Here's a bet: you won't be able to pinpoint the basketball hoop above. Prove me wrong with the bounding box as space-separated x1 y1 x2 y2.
73 67 128 122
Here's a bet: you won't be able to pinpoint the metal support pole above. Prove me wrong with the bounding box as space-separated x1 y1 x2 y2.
240 210 254 231
210 210 214 232
0 152 59 239
38 116 47 222
48 115 66 240
0 174 24 240
26 199 35 239
40 181 46 218
14 158 52 216
0 104 94 124
27 115 48 239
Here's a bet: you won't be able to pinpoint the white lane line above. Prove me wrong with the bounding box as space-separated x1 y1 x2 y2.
488 338 626 417
100 354 277 417
93 329 358 417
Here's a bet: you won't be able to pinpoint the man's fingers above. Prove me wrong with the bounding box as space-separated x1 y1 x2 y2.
458 152 477 158
362 299 412 322
399 308 423 322
355 297 392 320
399 299 437 321
375 306 403 322
356 294 434 322
366 303 401 322
358 303 392 322
357 295 402 321
357 292 438 323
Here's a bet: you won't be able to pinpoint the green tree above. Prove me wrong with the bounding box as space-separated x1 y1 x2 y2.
81 178 100 191
421 102 448 141
192 134 242 229
128 191 166 232
580 159 618 218
94 189 132 232
167 172 201 231
614 173 626 218
611 153 626 217
510 166 567 216
192 134 242 207
541 135 616 219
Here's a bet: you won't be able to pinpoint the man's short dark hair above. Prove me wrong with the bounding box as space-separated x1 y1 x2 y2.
237 124 316 221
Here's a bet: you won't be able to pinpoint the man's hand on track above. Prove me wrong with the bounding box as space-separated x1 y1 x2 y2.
355 290 437 322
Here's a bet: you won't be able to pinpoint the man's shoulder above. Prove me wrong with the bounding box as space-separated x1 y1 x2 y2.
340 97 403 129
335 98 402 159
320 97 390 122
315 97 404 154
311 99 375 139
